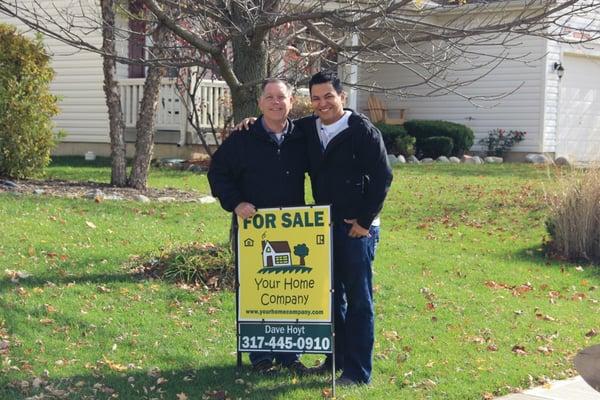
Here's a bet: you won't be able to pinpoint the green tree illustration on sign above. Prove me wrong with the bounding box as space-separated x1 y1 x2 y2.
294 244 309 265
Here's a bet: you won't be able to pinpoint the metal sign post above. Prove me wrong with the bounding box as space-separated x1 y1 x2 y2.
235 205 334 396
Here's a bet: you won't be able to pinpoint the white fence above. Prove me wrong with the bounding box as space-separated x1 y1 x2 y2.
118 78 230 133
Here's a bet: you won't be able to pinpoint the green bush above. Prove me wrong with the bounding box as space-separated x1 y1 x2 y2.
0 24 61 179
419 136 454 159
404 120 474 157
374 123 415 156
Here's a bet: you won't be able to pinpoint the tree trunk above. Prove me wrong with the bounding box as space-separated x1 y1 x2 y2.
128 25 169 190
100 0 127 186
230 28 268 122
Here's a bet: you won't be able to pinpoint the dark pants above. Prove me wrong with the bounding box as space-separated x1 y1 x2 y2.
325 222 379 384
249 352 299 367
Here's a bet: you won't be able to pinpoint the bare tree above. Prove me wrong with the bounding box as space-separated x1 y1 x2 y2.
101 0 127 186
129 23 169 189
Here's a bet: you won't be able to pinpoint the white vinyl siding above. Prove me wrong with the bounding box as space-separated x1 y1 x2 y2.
0 0 111 143
357 33 547 154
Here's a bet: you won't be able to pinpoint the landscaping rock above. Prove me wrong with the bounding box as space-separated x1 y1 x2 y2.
33 189 45 195
104 194 124 201
407 155 420 164
525 153 552 164
157 196 176 203
135 194 151 203
555 156 571 167
190 165 206 173
397 155 406 164
0 180 18 189
421 158 434 164
436 156 450 163
449 157 461 164
199 196 217 204
484 156 503 164
387 154 400 166
472 156 483 164
84 189 104 200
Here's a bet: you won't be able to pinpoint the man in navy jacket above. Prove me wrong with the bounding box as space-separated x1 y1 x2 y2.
296 71 393 386
208 79 309 375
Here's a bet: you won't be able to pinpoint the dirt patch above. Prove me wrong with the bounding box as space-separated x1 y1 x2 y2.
0 178 210 203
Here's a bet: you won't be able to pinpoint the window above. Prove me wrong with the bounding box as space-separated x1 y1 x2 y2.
274 255 289 264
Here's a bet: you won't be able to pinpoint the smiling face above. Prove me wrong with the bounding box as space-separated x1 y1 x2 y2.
310 82 346 125
258 81 293 125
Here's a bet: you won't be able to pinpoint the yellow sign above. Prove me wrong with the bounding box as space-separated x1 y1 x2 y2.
237 206 332 322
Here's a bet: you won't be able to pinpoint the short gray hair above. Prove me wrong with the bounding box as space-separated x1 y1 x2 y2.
260 78 293 97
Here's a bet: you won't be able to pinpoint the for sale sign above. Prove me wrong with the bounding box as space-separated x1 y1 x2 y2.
236 205 332 353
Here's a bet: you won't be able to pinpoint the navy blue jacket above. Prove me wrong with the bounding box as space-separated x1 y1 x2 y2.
295 111 393 229
208 116 308 212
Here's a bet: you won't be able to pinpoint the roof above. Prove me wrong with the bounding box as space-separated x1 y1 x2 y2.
263 240 291 253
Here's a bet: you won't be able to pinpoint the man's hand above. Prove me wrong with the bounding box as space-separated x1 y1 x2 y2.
344 219 370 238
233 117 258 131
234 202 257 219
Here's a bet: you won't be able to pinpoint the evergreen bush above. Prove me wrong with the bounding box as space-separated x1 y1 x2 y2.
374 123 415 156
404 119 474 157
419 136 454 159
0 24 61 178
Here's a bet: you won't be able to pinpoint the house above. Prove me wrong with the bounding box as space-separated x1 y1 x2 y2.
0 0 230 160
353 2 600 163
262 240 292 268
2 1 600 162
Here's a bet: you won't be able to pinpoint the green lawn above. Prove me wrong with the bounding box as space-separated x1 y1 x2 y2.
1 159 598 400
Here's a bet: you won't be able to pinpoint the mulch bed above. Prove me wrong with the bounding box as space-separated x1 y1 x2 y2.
0 178 207 202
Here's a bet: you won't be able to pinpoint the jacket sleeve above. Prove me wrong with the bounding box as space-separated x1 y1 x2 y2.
207 134 245 212
356 123 393 229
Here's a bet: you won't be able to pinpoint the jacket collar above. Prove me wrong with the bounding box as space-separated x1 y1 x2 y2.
250 115 296 142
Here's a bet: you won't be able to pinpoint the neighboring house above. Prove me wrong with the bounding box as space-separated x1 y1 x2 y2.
355 2 600 162
2 1 600 162
262 240 292 268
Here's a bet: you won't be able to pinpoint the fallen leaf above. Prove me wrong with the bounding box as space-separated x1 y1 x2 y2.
487 344 498 352
585 329 598 338
176 394 189 400
85 221 97 229
512 345 527 356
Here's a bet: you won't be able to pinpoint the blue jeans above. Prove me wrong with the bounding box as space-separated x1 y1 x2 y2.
326 222 379 384
249 352 298 367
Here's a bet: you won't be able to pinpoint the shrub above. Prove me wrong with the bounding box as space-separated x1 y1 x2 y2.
131 242 235 289
545 168 600 264
0 24 61 179
374 123 415 156
419 136 454 159
404 120 474 157
479 129 526 157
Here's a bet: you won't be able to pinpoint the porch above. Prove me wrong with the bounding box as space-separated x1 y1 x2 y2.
118 78 230 145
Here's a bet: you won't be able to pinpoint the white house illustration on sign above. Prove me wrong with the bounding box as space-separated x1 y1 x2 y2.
262 240 292 267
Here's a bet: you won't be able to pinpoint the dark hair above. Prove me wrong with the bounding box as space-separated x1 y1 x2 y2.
260 78 293 96
308 71 343 94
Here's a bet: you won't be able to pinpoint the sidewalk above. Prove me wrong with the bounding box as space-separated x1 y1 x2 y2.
498 376 600 400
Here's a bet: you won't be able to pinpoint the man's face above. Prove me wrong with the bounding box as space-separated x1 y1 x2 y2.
258 82 293 123
310 82 346 125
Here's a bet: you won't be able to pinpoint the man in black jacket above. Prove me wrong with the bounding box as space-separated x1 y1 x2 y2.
207 79 309 375
295 71 393 386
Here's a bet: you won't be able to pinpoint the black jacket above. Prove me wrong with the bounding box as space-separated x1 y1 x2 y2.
208 116 308 212
295 110 393 229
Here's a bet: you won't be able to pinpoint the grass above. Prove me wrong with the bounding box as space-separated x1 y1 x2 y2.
1 158 599 399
